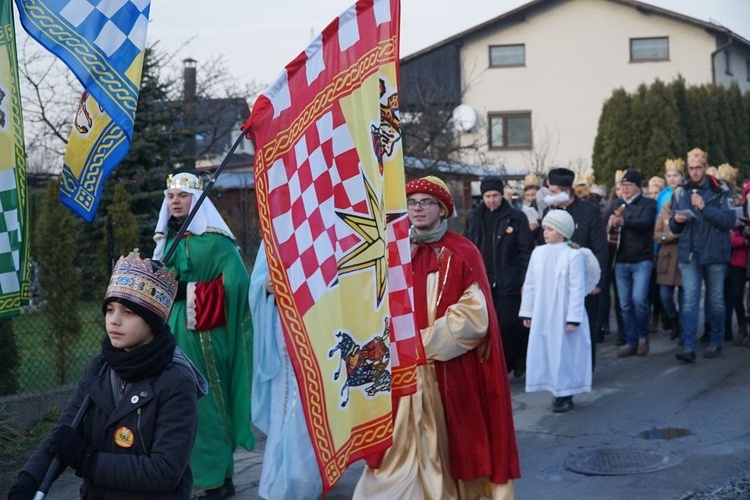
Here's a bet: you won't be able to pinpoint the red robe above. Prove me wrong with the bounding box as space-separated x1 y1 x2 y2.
416 230 520 483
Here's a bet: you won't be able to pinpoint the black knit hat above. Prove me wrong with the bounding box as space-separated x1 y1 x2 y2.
480 177 504 194
102 297 166 336
621 169 642 187
547 168 575 188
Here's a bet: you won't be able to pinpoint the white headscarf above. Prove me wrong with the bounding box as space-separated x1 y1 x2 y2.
153 173 235 261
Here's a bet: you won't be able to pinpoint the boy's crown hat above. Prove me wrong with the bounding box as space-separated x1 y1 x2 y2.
687 147 707 167
103 250 177 334
524 173 542 188
717 163 738 183
664 158 684 174
167 172 203 191
614 169 627 184
575 172 594 186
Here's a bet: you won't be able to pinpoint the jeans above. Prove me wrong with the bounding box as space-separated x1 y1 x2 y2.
659 285 682 320
615 260 654 347
678 261 727 350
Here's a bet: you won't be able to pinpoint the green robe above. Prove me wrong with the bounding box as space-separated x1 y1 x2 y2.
164 230 253 489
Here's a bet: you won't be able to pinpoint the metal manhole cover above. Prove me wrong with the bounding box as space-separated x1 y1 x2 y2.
564 449 683 475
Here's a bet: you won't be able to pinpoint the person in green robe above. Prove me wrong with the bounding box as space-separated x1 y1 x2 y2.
153 172 253 499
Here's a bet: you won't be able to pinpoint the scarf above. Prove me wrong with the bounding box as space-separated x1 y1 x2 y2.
101 326 176 382
410 221 448 331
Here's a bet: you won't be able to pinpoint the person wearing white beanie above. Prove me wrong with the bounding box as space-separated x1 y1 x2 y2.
519 209 600 413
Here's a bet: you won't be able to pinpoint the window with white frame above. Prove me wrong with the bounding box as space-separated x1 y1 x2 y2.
630 37 669 62
488 112 532 149
489 44 525 67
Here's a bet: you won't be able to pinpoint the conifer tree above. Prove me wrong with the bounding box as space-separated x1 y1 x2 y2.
683 85 711 151
592 88 632 188
642 79 682 179
35 180 81 384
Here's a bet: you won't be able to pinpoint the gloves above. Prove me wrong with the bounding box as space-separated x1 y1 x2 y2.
7 471 38 500
49 425 98 478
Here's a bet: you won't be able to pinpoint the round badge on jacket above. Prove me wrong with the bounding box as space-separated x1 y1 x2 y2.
114 426 135 448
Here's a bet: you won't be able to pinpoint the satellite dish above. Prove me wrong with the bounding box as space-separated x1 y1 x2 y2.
452 104 477 132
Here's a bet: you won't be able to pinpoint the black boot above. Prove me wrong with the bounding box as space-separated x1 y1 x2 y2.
734 323 748 346
724 322 733 342
669 316 680 340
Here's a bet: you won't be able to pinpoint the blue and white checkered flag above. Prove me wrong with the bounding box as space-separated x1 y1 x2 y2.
15 0 151 221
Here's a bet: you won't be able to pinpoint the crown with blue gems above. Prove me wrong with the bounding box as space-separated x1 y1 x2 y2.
167 172 203 190
104 250 177 324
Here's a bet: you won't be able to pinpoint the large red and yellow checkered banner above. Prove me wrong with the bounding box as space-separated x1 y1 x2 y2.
243 0 418 492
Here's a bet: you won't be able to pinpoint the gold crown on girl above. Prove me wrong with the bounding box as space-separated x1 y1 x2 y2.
167 173 203 191
664 158 684 173
575 173 594 186
105 250 177 323
614 169 627 184
717 163 738 183
524 173 542 188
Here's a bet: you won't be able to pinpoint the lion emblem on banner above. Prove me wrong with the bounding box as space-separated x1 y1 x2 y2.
371 78 401 174
328 319 392 408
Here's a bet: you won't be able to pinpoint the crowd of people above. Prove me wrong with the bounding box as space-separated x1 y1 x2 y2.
9 146 748 499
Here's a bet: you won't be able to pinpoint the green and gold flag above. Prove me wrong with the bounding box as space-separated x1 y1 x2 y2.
0 0 29 318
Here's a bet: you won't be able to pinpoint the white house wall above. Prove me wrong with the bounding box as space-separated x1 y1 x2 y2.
456 0 720 174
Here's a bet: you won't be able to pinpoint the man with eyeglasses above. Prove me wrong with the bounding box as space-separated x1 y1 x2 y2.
355 176 520 498
670 148 735 362
464 176 535 379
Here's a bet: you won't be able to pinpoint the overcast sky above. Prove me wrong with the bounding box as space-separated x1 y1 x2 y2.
146 0 750 87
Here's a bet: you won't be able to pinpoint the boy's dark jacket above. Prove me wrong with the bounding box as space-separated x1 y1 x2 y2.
20 346 207 499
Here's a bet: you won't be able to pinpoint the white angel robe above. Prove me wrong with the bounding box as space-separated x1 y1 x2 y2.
519 242 593 397
249 243 322 500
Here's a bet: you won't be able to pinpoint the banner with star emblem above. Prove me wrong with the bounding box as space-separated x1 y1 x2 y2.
15 0 150 221
0 0 30 318
243 0 418 492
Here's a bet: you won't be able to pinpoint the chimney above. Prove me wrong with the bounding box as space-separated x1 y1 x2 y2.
183 58 197 102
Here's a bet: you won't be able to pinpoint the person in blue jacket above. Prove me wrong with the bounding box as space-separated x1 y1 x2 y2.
8 251 207 499
670 148 736 362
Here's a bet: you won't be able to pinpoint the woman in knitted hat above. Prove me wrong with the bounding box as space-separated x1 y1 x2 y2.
519 210 599 413
9 251 208 499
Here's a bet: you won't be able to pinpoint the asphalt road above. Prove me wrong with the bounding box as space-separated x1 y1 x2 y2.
12 327 750 499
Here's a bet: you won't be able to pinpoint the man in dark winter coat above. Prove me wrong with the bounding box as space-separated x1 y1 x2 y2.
670 148 735 362
541 167 608 369
464 176 535 377
605 169 657 359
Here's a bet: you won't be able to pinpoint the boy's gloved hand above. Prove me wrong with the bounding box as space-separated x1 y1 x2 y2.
7 471 38 500
49 425 98 478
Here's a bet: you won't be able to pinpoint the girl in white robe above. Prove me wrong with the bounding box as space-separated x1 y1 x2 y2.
519 210 598 413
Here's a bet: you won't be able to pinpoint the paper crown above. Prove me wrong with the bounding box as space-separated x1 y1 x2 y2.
104 250 177 325
524 173 542 188
575 173 594 186
590 184 607 198
614 169 627 184
167 173 203 191
687 148 707 166
717 163 738 182
664 158 684 173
